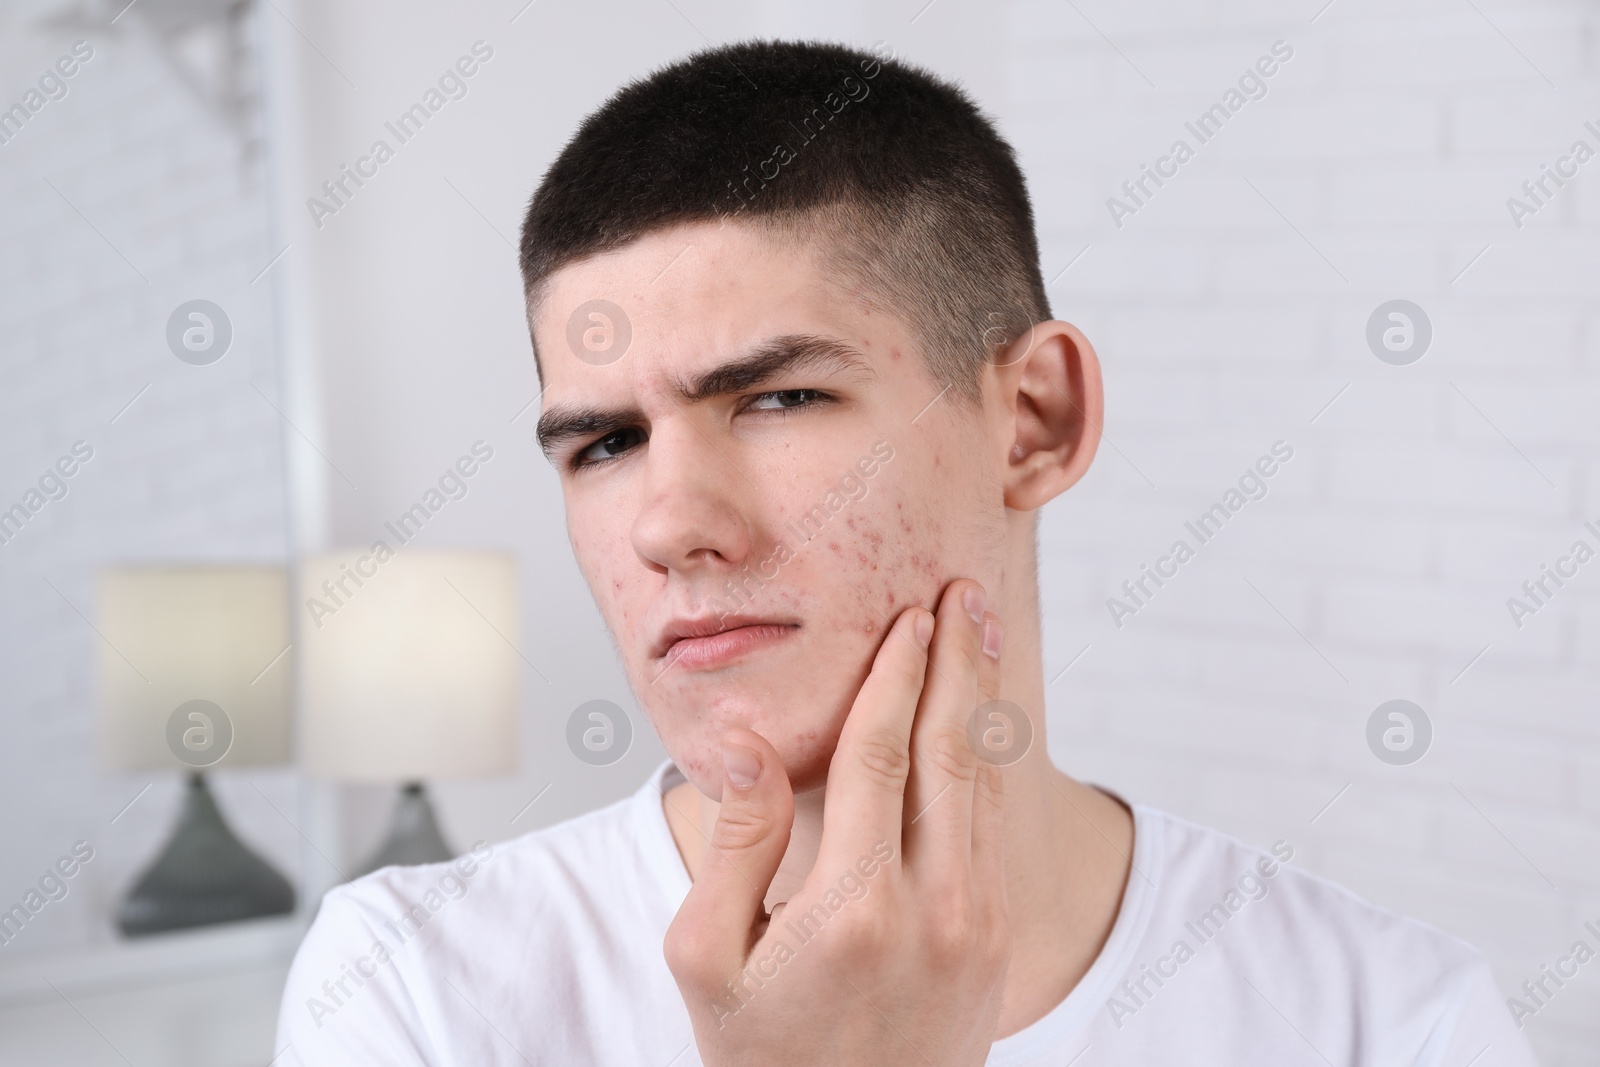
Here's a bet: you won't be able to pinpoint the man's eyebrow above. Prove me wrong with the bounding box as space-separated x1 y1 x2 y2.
535 334 872 459
535 404 640 458
674 333 873 402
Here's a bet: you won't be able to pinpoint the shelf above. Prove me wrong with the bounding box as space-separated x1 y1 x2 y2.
0 912 310 1008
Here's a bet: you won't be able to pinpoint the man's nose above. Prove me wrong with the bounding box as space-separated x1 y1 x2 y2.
630 423 755 576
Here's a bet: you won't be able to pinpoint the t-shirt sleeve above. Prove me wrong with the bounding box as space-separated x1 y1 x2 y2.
274 885 440 1067
1423 957 1540 1067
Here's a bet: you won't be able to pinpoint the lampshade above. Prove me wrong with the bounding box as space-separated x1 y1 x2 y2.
299 549 518 781
97 565 291 771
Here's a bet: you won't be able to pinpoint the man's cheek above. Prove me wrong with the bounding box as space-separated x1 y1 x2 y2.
829 515 943 637
870 491 949 602
571 528 639 634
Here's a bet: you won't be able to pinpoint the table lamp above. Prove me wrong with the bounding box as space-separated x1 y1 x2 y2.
96 565 296 936
299 549 518 876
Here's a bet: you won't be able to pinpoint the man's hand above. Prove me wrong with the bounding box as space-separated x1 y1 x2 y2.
664 579 1010 1066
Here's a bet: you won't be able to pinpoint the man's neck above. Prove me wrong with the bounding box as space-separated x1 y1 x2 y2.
661 599 1134 1037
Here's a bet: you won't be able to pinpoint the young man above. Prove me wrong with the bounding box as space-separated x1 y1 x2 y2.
277 41 1535 1065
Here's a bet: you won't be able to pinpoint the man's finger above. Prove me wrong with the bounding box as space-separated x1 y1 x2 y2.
665 727 793 984
819 605 933 865
969 760 1007 923
903 580 988 874
967 609 1007 913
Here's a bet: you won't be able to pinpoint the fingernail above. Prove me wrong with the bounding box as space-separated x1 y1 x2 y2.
914 611 934 649
722 741 761 790
963 585 986 623
982 616 1003 660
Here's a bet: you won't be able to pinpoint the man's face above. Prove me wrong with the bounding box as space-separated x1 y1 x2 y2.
533 221 1006 797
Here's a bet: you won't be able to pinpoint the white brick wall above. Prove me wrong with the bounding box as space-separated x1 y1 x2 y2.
0 2 299 986
1016 1 1600 1061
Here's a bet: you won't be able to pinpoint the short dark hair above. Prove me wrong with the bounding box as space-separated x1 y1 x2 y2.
519 39 1050 398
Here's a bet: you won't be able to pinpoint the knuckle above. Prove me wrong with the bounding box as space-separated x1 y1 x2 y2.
847 902 890 944
662 919 717 986
927 908 976 962
710 802 774 852
853 731 911 791
826 907 889 962
921 726 979 781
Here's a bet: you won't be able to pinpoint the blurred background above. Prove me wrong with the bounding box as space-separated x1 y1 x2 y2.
0 0 1595 1063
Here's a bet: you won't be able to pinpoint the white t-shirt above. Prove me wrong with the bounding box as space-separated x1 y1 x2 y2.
275 761 1537 1066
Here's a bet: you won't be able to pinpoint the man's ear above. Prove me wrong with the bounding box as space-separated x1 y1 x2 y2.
988 320 1103 511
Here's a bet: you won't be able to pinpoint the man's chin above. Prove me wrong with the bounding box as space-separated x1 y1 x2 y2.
665 717 845 802
635 645 867 798
767 731 840 797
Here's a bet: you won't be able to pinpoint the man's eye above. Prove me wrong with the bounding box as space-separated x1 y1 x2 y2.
574 427 646 468
747 389 828 412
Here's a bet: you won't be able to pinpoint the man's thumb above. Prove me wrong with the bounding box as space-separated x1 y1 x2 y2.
672 728 793 970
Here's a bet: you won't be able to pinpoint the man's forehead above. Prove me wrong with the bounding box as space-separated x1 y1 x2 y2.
538 220 821 319
532 223 856 392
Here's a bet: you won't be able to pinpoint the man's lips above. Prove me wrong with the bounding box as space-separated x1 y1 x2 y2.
654 616 799 671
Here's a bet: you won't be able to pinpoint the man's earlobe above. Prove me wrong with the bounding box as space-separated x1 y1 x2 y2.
1000 321 1104 511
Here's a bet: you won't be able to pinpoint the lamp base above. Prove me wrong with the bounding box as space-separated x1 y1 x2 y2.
357 782 452 877
117 773 296 937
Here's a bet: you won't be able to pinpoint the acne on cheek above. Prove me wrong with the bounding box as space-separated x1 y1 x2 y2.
844 514 886 563
832 508 944 635
581 546 652 673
